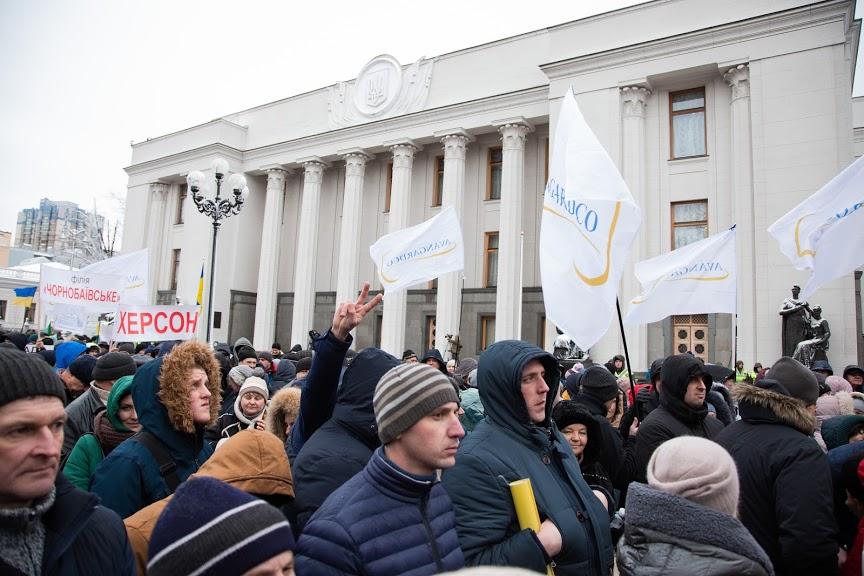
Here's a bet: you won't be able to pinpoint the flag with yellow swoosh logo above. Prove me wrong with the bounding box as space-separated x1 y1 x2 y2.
768 154 864 298
369 205 464 293
540 88 641 350
624 226 736 325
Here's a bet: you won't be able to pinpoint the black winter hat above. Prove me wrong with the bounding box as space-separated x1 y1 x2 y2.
236 345 257 362
579 365 619 402
92 351 137 382
68 354 97 385
0 348 65 408
296 357 312 373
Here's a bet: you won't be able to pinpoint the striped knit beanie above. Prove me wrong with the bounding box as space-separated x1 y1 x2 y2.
147 477 294 576
374 363 460 444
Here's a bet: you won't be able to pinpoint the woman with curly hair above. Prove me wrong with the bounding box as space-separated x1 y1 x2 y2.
90 340 222 518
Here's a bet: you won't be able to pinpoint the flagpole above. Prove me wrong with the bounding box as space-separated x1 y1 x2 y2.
615 298 636 399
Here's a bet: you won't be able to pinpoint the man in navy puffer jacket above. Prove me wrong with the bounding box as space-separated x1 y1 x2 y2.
295 363 465 575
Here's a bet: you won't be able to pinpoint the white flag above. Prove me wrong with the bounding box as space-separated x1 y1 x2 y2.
624 227 736 325
768 155 864 298
540 88 641 350
81 249 150 305
369 206 464 293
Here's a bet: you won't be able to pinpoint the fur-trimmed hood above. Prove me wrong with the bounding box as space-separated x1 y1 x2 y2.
266 386 301 444
734 382 816 436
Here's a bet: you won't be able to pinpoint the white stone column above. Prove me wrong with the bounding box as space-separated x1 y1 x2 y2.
253 168 289 350
380 140 419 356
433 130 471 358
493 119 532 341
146 182 168 303
725 63 756 365
290 159 326 348
335 149 373 308
620 86 651 372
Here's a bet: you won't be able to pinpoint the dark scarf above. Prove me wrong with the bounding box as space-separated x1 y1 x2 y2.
93 411 134 457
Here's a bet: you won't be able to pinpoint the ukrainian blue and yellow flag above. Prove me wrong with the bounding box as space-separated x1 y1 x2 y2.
13 286 37 307
195 262 204 306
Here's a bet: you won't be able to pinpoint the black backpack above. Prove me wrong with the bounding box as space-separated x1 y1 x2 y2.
133 429 181 493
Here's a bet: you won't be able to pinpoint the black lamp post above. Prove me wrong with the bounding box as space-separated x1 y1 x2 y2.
187 158 248 343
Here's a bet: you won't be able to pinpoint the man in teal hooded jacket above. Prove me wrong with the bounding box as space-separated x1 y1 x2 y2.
442 340 613 574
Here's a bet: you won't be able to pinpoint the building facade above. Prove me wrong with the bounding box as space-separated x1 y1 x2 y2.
122 0 862 369
15 198 105 267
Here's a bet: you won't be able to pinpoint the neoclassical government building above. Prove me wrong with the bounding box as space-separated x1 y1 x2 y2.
122 0 863 369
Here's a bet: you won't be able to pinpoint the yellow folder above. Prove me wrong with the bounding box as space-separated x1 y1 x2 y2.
509 478 555 576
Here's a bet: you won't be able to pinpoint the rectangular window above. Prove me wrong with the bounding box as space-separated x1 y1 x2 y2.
176 184 187 224
480 315 496 351
486 147 502 200
25 303 36 324
384 162 393 213
0 300 6 319
213 311 222 329
671 200 708 249
170 249 181 291
670 87 706 159
425 316 437 351
432 156 444 207
484 232 499 288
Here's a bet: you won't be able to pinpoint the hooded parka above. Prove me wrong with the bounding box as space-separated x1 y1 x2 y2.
89 342 221 518
290 346 400 532
634 354 725 482
715 381 839 576
442 340 613 575
62 375 137 491
616 482 774 576
124 429 294 575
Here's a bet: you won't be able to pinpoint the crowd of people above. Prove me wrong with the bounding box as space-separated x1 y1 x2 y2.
2 282 864 575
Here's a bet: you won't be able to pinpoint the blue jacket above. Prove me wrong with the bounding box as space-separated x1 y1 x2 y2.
291 346 400 532
442 340 613 575
296 447 464 575
89 357 211 518
288 330 351 459
0 474 134 576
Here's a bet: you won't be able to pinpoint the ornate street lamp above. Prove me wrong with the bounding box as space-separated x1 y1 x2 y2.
187 158 248 342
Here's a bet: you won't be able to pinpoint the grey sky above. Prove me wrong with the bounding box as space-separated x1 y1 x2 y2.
1 0 861 244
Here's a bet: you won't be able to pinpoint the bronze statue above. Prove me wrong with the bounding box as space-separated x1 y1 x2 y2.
793 306 830 368
778 285 810 358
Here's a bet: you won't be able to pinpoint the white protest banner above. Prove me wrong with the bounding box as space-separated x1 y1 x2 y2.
50 303 90 334
115 305 200 341
40 266 126 313
768 155 864 298
369 205 464 293
82 249 150 305
624 227 736 325
539 88 641 350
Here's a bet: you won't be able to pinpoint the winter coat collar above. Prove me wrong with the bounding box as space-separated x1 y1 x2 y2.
364 447 436 502
734 382 816 435
42 475 98 571
623 482 774 575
